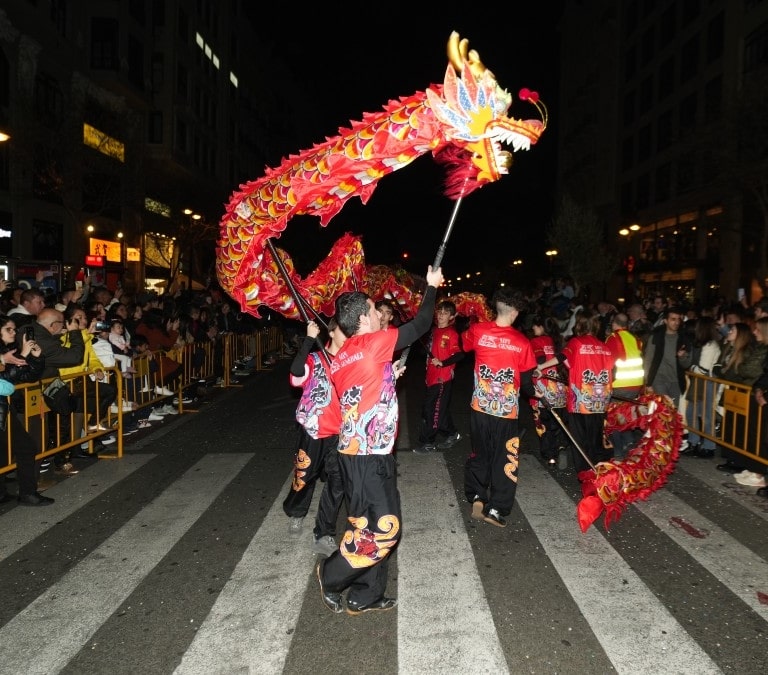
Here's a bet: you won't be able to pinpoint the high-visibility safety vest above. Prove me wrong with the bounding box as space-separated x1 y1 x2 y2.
611 329 645 388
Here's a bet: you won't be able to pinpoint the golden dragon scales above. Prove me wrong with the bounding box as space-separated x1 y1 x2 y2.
216 32 547 319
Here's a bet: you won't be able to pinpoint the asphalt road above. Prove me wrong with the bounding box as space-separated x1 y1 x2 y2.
0 350 766 675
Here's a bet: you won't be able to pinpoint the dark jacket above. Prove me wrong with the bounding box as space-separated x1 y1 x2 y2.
644 325 691 392
30 323 85 379
0 345 45 423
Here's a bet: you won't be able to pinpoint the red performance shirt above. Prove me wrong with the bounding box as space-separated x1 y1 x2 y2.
290 350 340 439
425 325 461 387
562 335 613 414
529 334 567 409
462 321 536 419
330 329 399 455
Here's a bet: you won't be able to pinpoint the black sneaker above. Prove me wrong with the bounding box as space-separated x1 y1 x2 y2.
315 561 343 614
346 596 398 616
482 507 507 528
437 432 462 449
413 443 437 454
17 492 55 506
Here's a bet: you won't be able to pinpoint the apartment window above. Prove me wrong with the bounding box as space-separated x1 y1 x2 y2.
636 172 650 209
680 34 699 83
34 73 64 127
32 145 63 203
177 63 188 100
681 0 701 27
148 111 163 143
641 26 655 66
744 22 768 74
639 75 654 113
659 3 676 46
624 1 639 38
0 51 9 106
175 117 187 153
679 93 697 135
620 182 633 215
656 109 674 150
624 45 638 80
704 75 722 121
706 11 724 63
151 53 164 93
622 136 635 171
638 124 652 161
32 220 63 259
128 35 144 90
91 17 119 70
677 153 696 193
623 90 636 125
655 163 671 203
658 56 674 100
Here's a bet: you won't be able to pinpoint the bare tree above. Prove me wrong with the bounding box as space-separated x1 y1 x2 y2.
548 193 619 301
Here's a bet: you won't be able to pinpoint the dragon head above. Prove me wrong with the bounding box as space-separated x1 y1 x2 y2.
427 32 548 197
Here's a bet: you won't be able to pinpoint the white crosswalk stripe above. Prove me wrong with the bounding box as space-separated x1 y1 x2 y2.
0 447 766 674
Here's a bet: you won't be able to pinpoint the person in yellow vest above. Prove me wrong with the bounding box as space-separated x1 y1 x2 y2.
605 312 645 458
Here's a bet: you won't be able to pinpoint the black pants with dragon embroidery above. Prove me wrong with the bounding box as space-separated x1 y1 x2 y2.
321 453 400 606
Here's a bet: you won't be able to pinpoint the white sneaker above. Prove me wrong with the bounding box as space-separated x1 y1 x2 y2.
160 404 179 415
155 385 174 396
288 516 304 535
735 472 766 487
100 435 117 445
110 401 137 414
147 411 165 422
313 535 337 558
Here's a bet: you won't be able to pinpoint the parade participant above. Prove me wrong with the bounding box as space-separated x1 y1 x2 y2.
462 287 537 528
413 299 464 454
283 317 346 559
528 315 568 466
605 312 644 458
316 265 443 616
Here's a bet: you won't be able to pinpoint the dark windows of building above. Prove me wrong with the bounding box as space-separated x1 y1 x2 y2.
129 0 146 26
639 74 654 113
624 44 638 80
636 172 650 209
660 3 676 46
32 145 63 204
82 171 121 219
175 117 187 154
33 73 64 128
680 34 699 83
622 136 635 171
152 53 164 93
706 11 724 64
50 0 67 38
656 109 674 151
128 35 144 90
0 50 8 106
152 0 166 27
658 55 675 100
148 111 163 143
620 181 633 214
177 63 188 100
704 75 722 122
681 0 701 28
744 21 768 74
91 17 119 70
623 89 636 125
177 6 188 43
638 124 652 162
677 152 696 193
32 220 63 260
0 211 12 257
679 92 697 135
655 162 671 203
624 1 639 38
641 26 655 66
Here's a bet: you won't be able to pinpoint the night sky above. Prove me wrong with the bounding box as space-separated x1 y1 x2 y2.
248 8 565 278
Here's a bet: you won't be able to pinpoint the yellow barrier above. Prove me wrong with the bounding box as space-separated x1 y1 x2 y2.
0 329 284 479
685 370 767 467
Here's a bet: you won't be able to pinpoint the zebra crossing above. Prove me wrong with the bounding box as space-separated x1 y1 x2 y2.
0 421 766 673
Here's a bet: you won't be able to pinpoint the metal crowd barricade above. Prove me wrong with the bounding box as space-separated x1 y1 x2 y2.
684 370 767 467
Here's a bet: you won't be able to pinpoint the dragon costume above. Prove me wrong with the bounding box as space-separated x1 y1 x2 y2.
216 32 547 320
